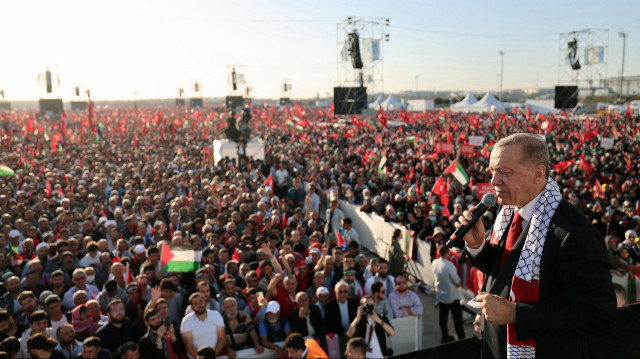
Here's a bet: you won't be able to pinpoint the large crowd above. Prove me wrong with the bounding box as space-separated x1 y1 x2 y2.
0 102 636 358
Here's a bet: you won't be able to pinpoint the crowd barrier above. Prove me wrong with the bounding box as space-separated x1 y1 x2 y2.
339 200 436 286
216 316 423 358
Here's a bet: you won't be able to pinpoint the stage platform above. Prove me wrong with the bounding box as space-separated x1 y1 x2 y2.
213 139 265 164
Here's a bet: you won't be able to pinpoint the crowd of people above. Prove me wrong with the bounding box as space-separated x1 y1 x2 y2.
0 102 635 358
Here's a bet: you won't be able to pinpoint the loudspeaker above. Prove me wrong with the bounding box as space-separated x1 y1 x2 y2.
348 32 363 69
190 98 203 108
70 101 88 111
279 98 291 106
39 98 63 114
333 87 367 115
225 96 244 109
554 86 578 109
567 39 581 70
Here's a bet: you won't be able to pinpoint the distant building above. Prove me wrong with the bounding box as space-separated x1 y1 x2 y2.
604 75 640 96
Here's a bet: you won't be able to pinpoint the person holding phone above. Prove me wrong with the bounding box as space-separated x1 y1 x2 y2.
346 296 394 358
139 308 184 358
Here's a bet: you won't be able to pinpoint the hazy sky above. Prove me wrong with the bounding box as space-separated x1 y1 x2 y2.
1 0 638 100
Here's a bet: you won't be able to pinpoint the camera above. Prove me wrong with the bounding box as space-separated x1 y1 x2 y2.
363 304 374 315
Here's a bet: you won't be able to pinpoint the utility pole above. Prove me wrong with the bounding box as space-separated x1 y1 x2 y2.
498 51 504 100
618 32 628 97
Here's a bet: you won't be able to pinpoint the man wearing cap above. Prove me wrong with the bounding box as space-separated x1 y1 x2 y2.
258 301 291 358
342 269 363 301
314 286 331 318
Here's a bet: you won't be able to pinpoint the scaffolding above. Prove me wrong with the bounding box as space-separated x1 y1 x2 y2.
558 29 608 97
336 16 389 99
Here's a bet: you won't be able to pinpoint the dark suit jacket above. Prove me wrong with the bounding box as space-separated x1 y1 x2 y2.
289 305 326 340
469 200 617 358
325 298 358 335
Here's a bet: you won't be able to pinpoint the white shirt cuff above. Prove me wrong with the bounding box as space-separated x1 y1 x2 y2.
466 240 486 257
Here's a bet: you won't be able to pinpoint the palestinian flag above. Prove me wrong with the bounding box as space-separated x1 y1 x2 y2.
378 153 387 174
160 245 202 272
0 165 16 177
444 160 469 186
406 136 416 143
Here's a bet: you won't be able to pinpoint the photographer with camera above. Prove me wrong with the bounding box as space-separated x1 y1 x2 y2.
346 296 394 358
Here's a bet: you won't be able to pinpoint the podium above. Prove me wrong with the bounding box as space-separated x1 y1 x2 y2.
213 139 265 164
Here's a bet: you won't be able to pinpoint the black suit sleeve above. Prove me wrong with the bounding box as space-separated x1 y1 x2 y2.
325 302 341 335
310 306 327 339
514 221 617 340
289 309 308 336
467 240 497 275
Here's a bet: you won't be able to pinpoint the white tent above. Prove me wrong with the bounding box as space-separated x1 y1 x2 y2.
382 95 405 110
450 92 478 112
368 95 384 109
523 100 558 115
469 92 505 113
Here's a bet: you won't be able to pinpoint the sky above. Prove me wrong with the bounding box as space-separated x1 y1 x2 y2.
1 0 638 101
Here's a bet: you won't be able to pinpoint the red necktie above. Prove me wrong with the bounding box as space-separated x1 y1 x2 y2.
500 211 524 268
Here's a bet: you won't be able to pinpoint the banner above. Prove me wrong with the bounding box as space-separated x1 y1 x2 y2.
477 183 496 197
584 46 605 65
468 135 484 147
600 137 614 149
361 38 381 60
437 142 454 154
459 143 475 155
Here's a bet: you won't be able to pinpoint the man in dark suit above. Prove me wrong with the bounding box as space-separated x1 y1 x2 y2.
289 292 326 341
324 281 358 338
458 133 616 358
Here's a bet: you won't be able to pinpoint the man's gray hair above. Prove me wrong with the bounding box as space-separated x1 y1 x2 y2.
494 133 550 177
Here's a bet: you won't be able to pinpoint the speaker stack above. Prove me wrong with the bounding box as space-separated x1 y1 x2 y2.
554 86 578 109
333 87 367 115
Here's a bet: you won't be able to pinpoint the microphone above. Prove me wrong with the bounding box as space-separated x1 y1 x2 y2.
446 193 497 248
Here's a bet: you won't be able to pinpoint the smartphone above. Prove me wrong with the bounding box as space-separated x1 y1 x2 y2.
256 291 265 306
163 318 171 328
